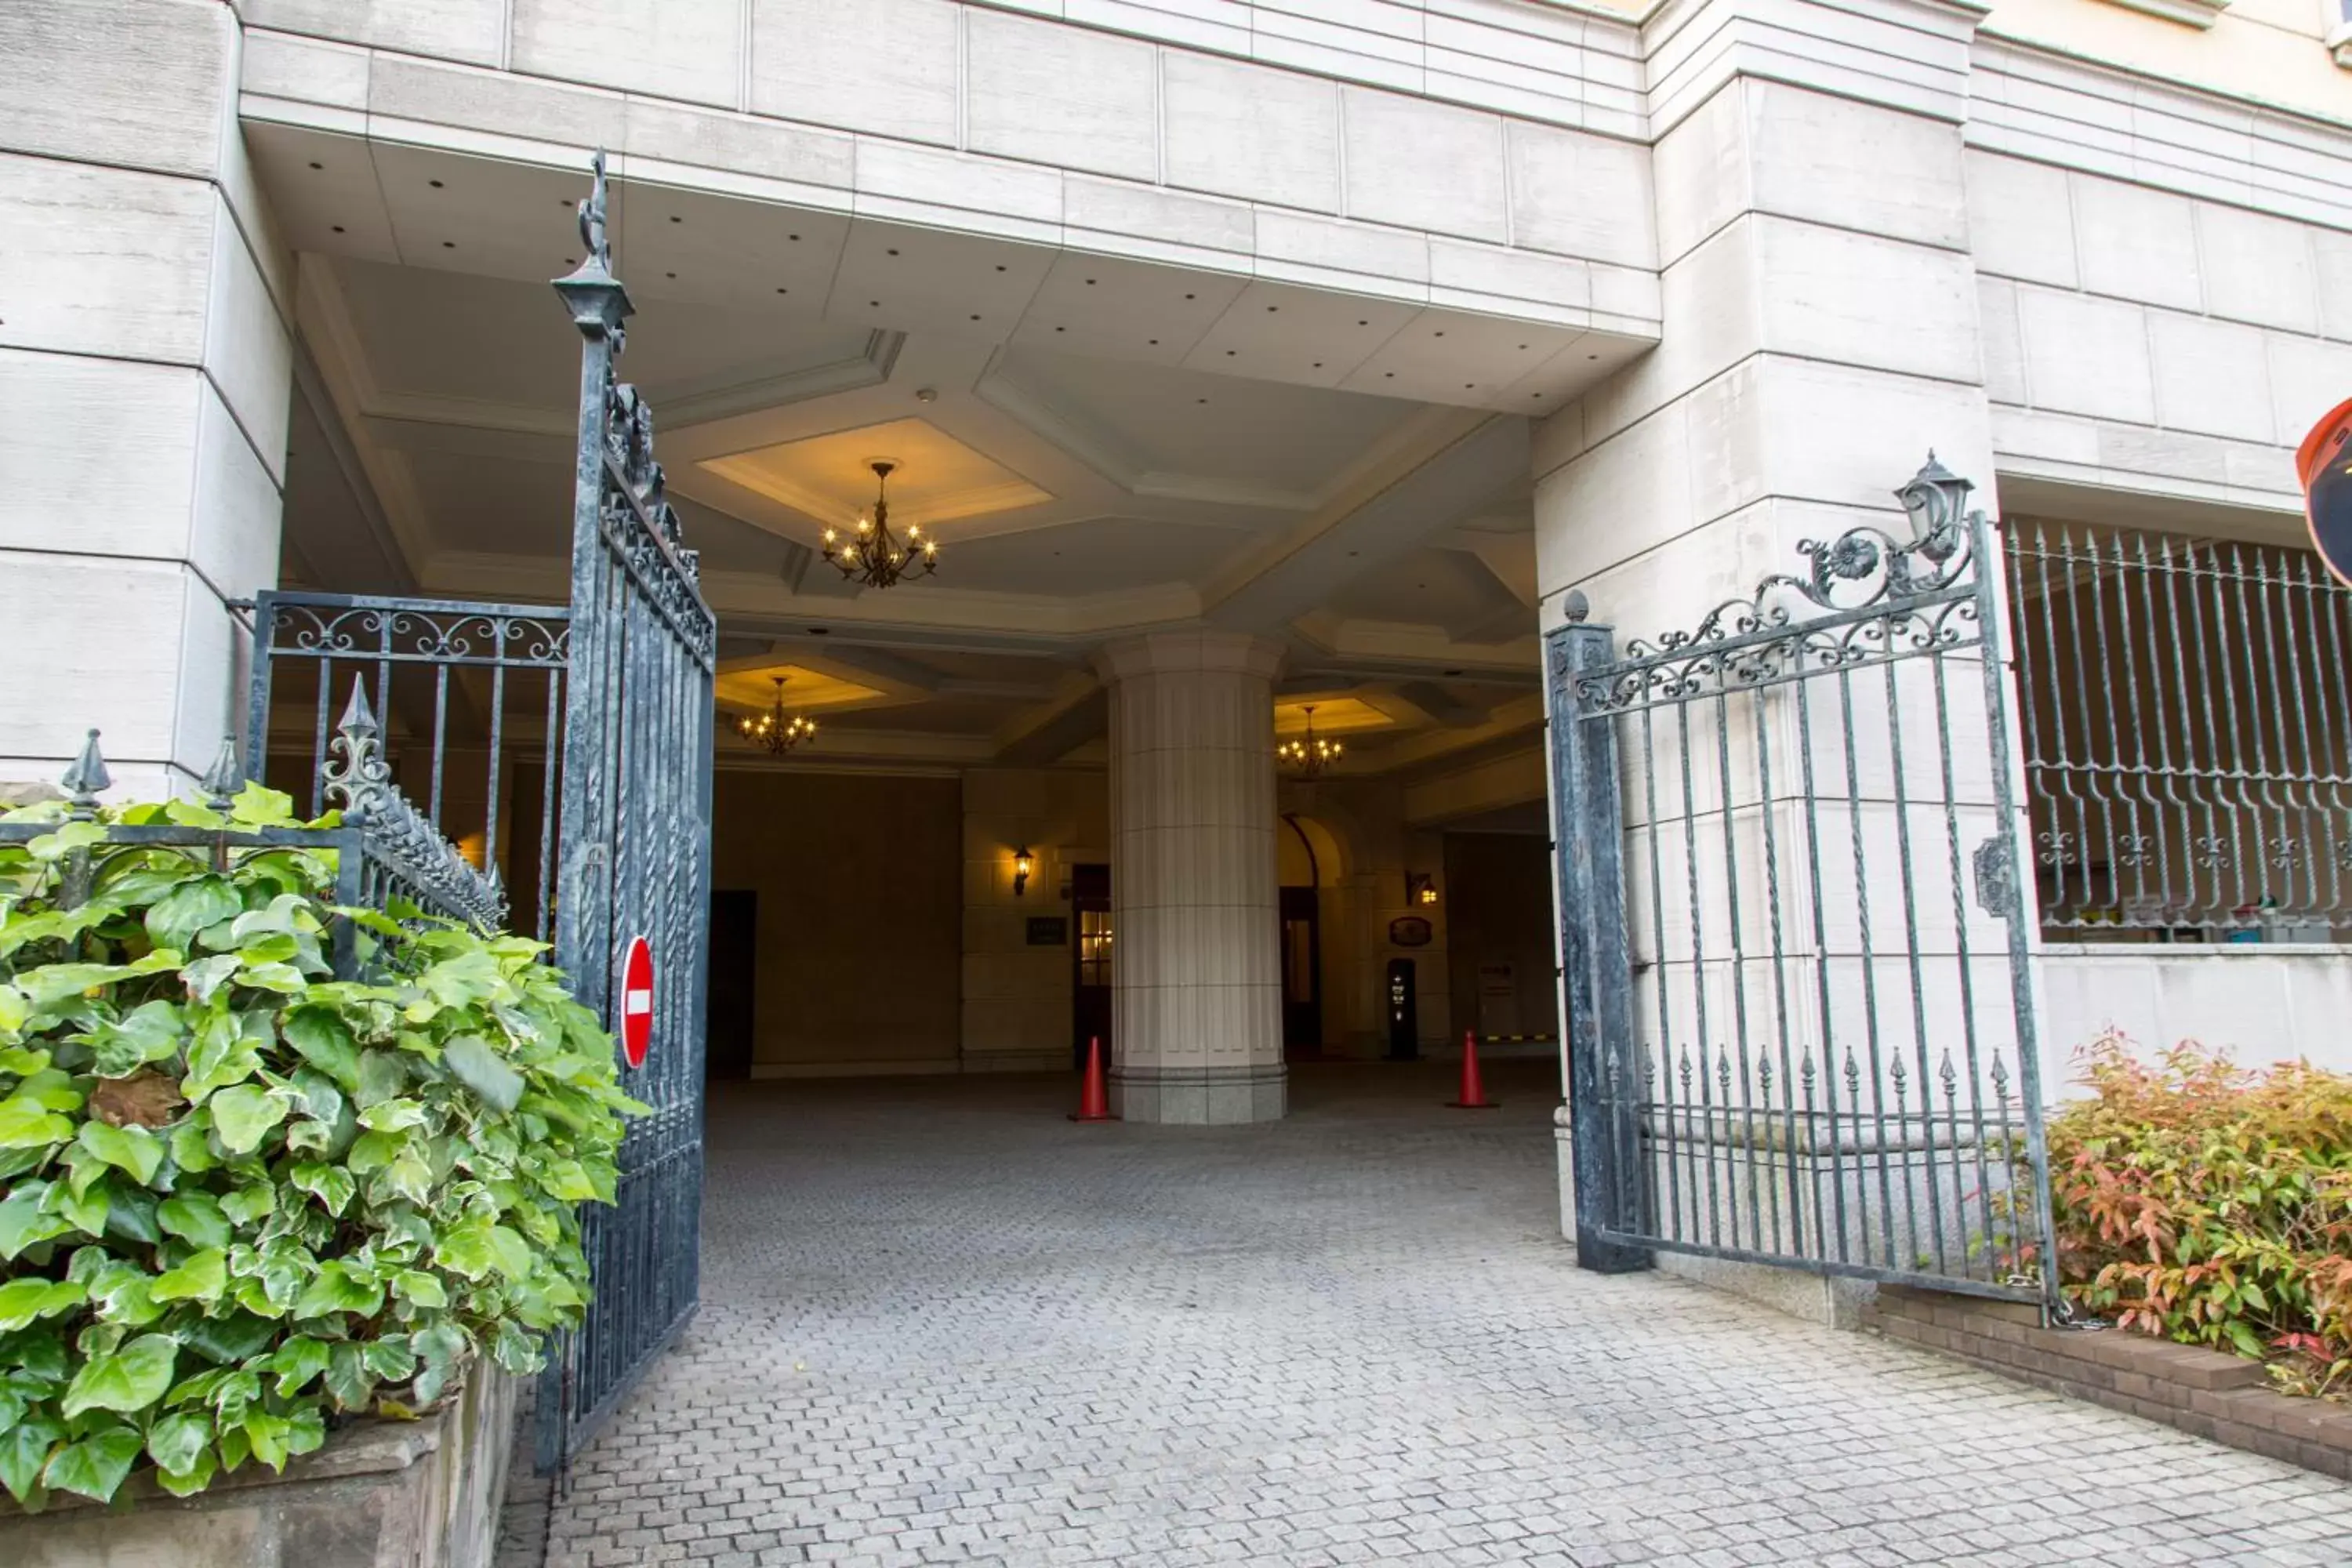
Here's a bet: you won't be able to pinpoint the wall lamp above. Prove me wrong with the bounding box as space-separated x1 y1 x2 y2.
1013 846 1034 898
1407 873 1438 906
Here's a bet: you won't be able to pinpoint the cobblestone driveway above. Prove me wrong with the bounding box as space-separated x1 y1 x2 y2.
503 1061 2352 1567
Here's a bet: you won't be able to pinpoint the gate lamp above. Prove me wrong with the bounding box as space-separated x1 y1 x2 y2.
1013 847 1034 898
1894 452 1976 552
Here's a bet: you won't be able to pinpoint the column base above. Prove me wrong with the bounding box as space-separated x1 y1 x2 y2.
1110 1062 1287 1124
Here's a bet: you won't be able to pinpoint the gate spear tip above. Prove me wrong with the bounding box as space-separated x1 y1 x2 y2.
200 735 242 811
60 728 111 810
336 676 380 739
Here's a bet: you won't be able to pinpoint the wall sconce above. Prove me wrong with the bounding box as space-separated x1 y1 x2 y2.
1407 873 1438 906
1013 846 1034 898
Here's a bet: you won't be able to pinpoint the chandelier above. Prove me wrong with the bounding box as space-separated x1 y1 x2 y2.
736 676 815 754
1278 705 1343 778
822 459 936 590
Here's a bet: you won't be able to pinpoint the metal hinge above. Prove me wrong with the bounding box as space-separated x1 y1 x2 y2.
1972 835 2015 920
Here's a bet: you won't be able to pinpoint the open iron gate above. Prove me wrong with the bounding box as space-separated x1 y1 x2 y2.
249 155 715 1475
1547 459 2063 1316
535 156 717 1472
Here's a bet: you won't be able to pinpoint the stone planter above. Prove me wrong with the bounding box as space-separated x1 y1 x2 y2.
0 1367 518 1568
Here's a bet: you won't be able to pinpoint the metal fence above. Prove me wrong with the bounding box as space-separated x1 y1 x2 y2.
1550 459 2059 1312
244 590 570 939
2 695 503 972
2003 520 2352 939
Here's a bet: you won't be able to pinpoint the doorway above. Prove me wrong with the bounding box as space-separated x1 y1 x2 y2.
1070 863 1112 1069
1279 885 1323 1054
706 890 757 1080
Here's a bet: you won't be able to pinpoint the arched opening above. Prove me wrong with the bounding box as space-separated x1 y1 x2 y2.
1279 813 1347 1058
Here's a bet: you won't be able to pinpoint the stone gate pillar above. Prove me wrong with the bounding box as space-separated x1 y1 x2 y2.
0 2 292 799
1094 630 1287 1124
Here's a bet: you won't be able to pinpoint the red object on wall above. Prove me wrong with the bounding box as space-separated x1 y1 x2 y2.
2298 394 2352 587
619 935 654 1070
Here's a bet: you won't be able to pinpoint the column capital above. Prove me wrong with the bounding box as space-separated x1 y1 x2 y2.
1092 630 1286 685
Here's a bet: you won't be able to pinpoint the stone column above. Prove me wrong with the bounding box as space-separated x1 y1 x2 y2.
0 2 292 799
1094 631 1287 1124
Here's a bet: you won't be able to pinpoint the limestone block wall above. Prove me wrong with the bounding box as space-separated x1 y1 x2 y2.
1 0 294 797
232 2 1664 337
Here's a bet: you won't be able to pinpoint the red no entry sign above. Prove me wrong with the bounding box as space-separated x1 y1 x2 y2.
619 935 654 1069
2300 394 2352 588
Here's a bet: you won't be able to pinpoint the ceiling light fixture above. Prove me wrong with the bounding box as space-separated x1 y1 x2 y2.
1278 704 1343 779
737 675 815 754
821 459 937 590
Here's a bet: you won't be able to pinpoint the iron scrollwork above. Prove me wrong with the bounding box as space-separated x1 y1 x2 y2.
321 679 506 933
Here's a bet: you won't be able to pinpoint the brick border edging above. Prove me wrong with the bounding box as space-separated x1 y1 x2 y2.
1864 1287 2352 1481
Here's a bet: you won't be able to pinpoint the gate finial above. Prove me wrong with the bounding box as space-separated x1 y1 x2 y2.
60 729 110 818
200 735 241 813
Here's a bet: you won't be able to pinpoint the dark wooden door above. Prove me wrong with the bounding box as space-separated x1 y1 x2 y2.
706 890 757 1080
1071 863 1112 1069
1280 885 1322 1054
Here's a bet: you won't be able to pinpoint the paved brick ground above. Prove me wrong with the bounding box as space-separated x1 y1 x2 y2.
499 1060 2352 1566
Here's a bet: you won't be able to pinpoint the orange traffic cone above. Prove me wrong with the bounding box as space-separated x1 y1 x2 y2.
1448 1029 1498 1109
1069 1036 1117 1122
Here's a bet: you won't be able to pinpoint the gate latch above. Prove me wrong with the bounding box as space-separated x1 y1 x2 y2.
1971 835 2015 921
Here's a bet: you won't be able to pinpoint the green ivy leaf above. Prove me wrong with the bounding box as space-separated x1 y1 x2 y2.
281 1007 361 1094
358 1098 428 1132
59 1331 176 1417
157 1191 231 1250
0 1415 62 1507
42 1421 142 1504
218 1181 274 1225
145 1409 212 1476
181 1012 262 1103
361 1336 417 1383
85 998 187 1077
289 1161 357 1217
324 1341 374 1412
183 952 242 1007
0 1276 87 1333
145 876 242 956
355 1049 407 1109
0 1094 74 1150
75 1119 164 1186
182 1311 276 1367
208 1084 289 1155
292 1260 383 1322
270 1335 331 1399
441 1034 524 1115
433 1219 497 1280
0 1181 71 1259
391 1269 448 1310
536 1159 602 1203
151 1247 227 1305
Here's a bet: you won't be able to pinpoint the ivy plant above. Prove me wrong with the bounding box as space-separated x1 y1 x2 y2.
0 786 641 1509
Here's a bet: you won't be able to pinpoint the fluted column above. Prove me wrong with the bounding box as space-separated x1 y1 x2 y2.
1094 631 1286 1124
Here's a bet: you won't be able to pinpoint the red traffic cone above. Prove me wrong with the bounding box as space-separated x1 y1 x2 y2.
1069 1036 1117 1122
1448 1029 1498 1109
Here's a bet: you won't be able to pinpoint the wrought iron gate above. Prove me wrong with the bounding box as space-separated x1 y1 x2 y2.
1547 458 2063 1312
535 155 718 1472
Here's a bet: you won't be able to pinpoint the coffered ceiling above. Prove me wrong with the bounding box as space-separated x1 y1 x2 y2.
260 131 1643 786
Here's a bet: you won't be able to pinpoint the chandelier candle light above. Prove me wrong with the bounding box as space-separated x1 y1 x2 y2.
822 459 937 589
738 675 815 753
1278 704 1343 778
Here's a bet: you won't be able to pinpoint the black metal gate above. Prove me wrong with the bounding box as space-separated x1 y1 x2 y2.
244 155 714 1474
535 155 717 1472
1547 458 2063 1313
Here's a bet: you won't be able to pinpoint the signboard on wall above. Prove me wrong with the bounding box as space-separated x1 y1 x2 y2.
1026 916 1069 946
1388 916 1432 947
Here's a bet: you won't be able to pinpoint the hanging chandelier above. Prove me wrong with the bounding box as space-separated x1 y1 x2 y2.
822 459 937 590
1278 704 1343 778
736 676 815 754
